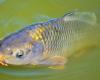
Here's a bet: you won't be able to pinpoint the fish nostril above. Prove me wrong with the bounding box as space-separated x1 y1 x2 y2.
9 51 13 55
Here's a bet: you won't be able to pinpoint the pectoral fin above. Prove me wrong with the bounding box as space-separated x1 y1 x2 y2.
48 56 67 69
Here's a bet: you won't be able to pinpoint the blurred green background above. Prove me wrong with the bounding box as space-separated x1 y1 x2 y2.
0 0 100 80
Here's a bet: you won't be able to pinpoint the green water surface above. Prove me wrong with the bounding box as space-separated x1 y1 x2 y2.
0 0 100 80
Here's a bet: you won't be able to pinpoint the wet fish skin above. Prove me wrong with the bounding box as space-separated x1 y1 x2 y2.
0 11 97 68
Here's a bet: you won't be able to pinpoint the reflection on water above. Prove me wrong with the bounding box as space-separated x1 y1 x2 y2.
0 67 57 76
0 0 100 80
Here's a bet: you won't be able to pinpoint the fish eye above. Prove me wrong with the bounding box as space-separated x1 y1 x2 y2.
16 50 24 58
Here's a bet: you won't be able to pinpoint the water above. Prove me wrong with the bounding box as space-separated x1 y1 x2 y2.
0 0 100 80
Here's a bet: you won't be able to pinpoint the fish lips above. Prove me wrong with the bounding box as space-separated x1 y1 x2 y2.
0 54 9 66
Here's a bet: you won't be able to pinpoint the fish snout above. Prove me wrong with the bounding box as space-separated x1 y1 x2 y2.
0 52 8 66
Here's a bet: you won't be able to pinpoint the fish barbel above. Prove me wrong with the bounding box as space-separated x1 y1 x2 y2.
0 11 97 69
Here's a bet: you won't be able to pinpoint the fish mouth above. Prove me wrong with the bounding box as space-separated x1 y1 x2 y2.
0 54 8 66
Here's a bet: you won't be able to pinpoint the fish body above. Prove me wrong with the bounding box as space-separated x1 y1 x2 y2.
0 11 97 68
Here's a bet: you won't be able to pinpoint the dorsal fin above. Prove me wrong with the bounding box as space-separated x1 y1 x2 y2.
63 10 78 17
62 11 97 25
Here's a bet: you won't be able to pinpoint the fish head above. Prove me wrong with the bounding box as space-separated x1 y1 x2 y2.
0 33 35 65
0 31 44 66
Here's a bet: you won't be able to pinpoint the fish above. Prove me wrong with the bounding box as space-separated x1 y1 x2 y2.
0 11 97 69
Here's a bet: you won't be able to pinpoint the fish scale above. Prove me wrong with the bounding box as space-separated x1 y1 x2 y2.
38 13 96 58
